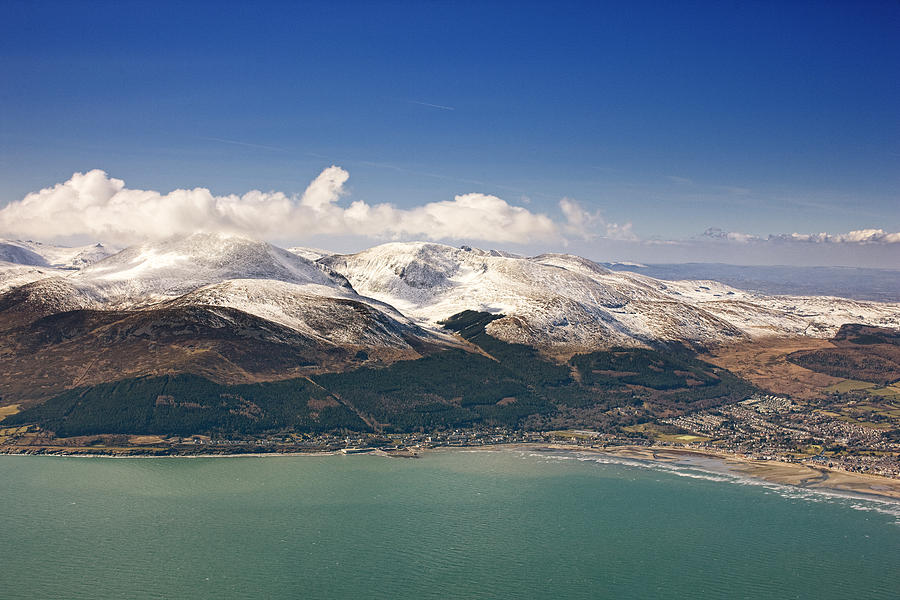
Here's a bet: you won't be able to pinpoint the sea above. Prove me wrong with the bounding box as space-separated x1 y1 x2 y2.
1 449 897 599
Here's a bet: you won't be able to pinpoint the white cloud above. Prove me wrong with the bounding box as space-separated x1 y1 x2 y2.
701 227 760 243
702 227 900 245
560 197 637 241
0 167 597 245
299 166 349 210
785 229 900 244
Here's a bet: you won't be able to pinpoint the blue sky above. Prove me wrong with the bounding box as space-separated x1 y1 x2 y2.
1 1 898 266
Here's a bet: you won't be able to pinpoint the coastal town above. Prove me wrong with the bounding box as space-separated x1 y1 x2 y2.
659 393 900 479
3 392 898 481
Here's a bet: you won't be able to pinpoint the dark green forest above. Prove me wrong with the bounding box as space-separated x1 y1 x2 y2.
3 311 757 437
787 324 900 386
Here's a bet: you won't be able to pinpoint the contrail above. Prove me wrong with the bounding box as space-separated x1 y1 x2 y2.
200 136 289 152
407 100 455 111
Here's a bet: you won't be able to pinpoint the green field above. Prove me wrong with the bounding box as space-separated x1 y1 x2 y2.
870 386 900 400
821 396 900 431
824 379 900 401
824 380 876 393
623 422 711 443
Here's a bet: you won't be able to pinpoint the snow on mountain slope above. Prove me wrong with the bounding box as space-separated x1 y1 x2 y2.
74 232 350 306
1 239 117 269
657 278 900 338
0 239 119 293
287 246 334 261
320 243 747 349
45 242 117 269
169 279 436 350
0 262 65 294
2 235 897 353
0 241 49 266
0 276 104 330
0 234 454 355
322 242 900 349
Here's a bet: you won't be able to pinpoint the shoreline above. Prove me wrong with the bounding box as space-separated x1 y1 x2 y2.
2 442 899 503
541 444 900 502
413 443 900 503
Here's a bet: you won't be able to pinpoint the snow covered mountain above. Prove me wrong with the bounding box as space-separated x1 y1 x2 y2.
0 262 62 294
0 239 116 269
168 278 434 351
0 234 454 368
0 239 118 295
1 235 898 356
0 240 49 266
1 234 899 405
287 246 334 261
321 242 900 350
72 233 351 306
0 235 463 403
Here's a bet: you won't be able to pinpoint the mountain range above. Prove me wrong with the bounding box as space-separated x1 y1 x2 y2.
1 233 898 436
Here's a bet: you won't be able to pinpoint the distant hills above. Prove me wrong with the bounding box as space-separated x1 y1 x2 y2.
605 262 900 302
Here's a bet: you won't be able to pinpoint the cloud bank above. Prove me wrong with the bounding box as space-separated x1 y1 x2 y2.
3 168 890 255
702 227 900 245
0 167 621 245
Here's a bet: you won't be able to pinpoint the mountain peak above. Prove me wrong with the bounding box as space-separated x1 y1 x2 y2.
74 232 348 303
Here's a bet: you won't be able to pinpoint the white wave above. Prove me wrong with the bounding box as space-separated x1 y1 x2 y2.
514 448 900 525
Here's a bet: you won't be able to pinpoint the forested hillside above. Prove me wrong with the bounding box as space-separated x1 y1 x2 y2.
3 311 758 437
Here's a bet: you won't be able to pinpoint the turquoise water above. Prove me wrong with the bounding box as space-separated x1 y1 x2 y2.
0 450 897 599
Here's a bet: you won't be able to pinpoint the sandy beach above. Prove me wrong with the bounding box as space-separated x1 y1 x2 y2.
533 444 900 502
